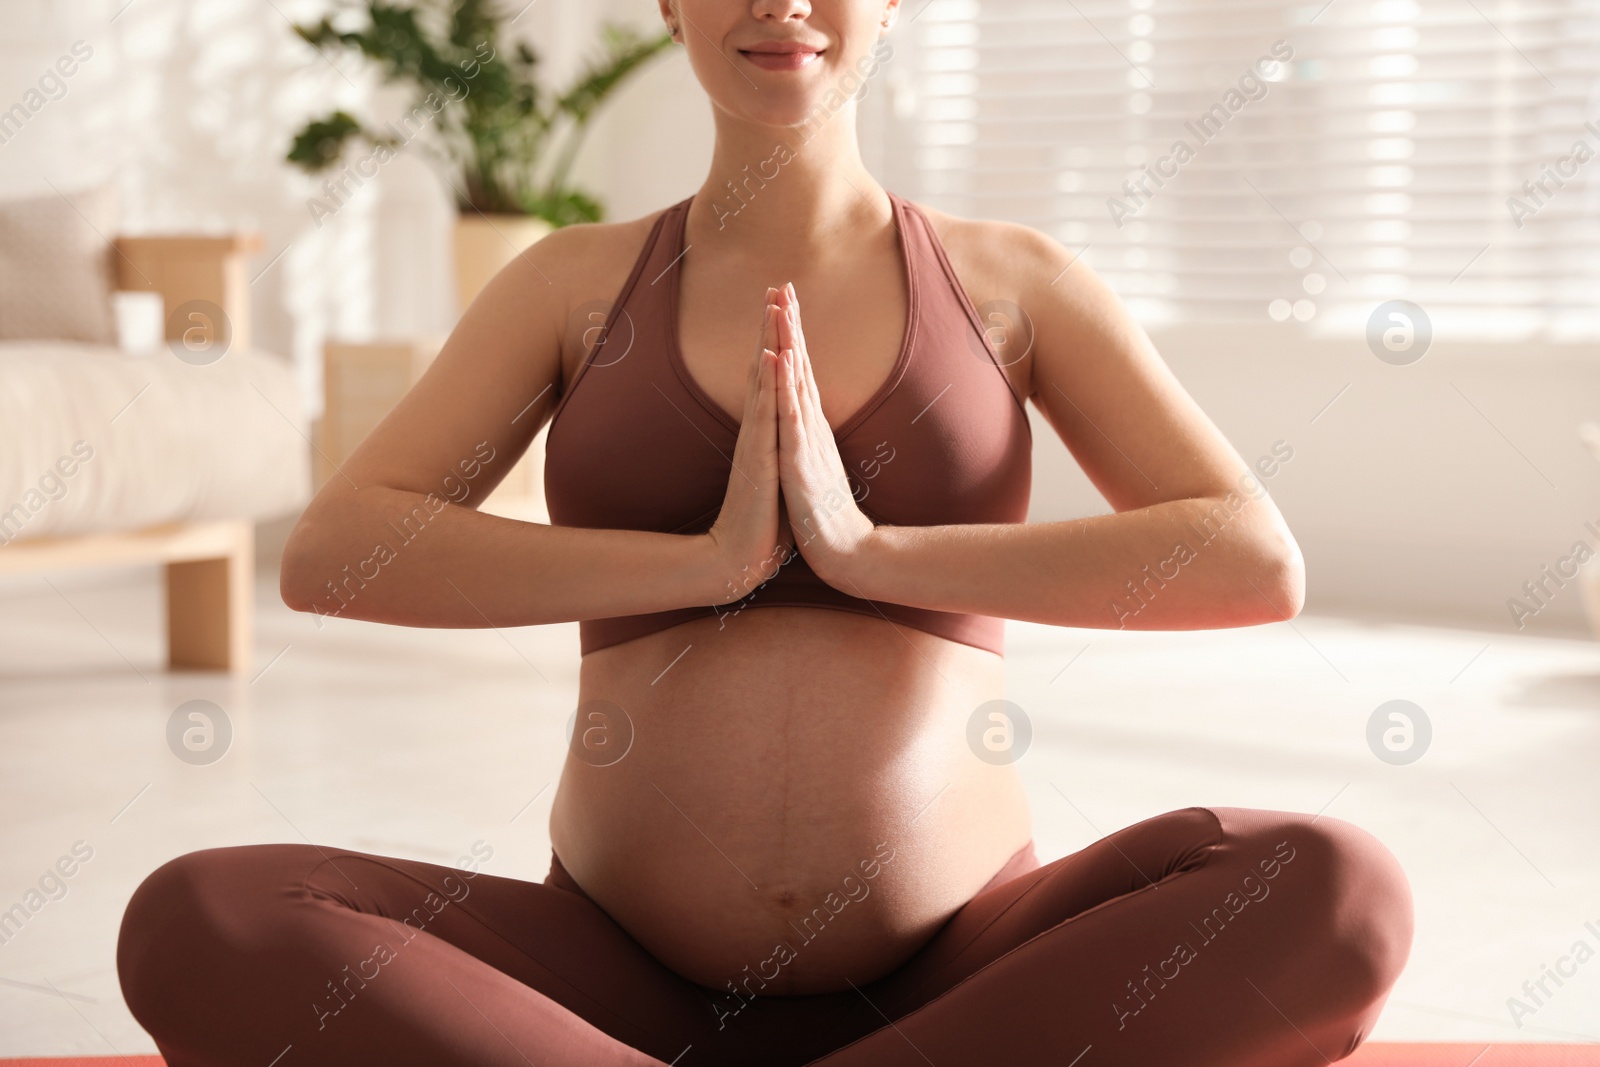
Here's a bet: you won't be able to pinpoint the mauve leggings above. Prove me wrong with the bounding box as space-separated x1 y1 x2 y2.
117 806 1412 1067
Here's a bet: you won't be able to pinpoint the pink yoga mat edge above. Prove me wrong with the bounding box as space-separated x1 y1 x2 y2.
1344 1046 1600 1066
3 1046 1597 1067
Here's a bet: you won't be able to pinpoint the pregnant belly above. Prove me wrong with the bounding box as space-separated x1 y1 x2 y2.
547 608 1032 995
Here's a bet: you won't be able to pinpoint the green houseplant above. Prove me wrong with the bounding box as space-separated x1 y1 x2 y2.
286 0 672 308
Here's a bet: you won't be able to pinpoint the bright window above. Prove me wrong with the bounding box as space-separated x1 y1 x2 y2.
883 0 1600 339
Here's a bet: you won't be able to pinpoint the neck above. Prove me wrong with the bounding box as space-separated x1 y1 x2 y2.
688 101 891 257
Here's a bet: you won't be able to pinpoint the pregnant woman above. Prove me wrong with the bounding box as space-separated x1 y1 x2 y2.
118 1 1412 1064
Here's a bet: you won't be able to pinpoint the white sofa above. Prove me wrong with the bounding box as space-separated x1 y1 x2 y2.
0 231 310 673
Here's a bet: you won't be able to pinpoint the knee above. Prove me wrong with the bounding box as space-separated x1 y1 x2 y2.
117 845 317 1032
119 849 229 1026
1275 814 1414 1016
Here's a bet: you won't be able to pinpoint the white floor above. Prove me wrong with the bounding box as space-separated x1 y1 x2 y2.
1 565 1598 1057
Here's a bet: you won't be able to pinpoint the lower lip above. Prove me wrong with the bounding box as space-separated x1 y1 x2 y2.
739 49 821 72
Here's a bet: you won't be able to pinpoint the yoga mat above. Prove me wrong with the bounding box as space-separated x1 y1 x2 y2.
1347 1047 1600 1066
1 1048 1596 1066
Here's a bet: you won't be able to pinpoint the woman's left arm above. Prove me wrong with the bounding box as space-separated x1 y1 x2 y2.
771 225 1306 632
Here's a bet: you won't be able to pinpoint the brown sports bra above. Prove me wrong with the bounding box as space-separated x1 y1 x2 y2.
542 190 1033 656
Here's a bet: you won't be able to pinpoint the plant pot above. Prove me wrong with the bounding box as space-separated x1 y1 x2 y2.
453 213 553 317
452 213 555 523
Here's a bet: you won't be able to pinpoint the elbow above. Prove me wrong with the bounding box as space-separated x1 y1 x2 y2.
278 526 318 614
278 565 317 617
1244 531 1305 624
278 505 336 615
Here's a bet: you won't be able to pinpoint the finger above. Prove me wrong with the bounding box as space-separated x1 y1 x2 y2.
750 304 775 393
774 290 794 355
776 299 818 423
759 304 787 407
745 309 764 408
732 348 760 474
774 286 807 392
763 295 782 361
780 346 805 447
751 293 779 407
786 283 819 402
778 293 819 429
765 349 789 491
757 347 780 455
762 346 779 406
778 282 796 344
773 345 791 425
736 347 767 484
743 341 776 446
757 287 779 351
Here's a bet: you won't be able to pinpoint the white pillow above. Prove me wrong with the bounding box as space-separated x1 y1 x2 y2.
0 183 118 344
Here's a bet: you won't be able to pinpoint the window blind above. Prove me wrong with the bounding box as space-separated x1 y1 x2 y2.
884 0 1600 338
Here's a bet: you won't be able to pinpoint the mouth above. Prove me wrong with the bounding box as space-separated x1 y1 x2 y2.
738 45 825 72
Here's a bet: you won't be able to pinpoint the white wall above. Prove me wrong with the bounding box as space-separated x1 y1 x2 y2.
3 0 1596 635
1115 327 1600 635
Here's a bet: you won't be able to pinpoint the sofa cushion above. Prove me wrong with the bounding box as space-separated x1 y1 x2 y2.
0 340 310 544
0 184 118 344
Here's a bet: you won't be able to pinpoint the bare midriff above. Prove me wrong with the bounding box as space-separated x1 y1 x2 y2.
548 604 1032 996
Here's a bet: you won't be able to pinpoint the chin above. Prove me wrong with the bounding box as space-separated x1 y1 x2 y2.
721 88 840 133
703 58 853 126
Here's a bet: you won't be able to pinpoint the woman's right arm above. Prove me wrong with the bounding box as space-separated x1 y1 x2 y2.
279 224 785 629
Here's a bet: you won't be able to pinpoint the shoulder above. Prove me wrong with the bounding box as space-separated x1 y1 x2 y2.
903 198 1123 397
508 203 676 310
906 198 1107 310
908 199 1056 275
475 204 679 384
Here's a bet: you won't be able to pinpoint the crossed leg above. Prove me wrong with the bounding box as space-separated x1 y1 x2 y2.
808 806 1413 1066
117 807 1411 1067
117 841 714 1067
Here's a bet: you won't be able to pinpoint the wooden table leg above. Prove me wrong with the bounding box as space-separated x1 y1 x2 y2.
166 522 253 673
